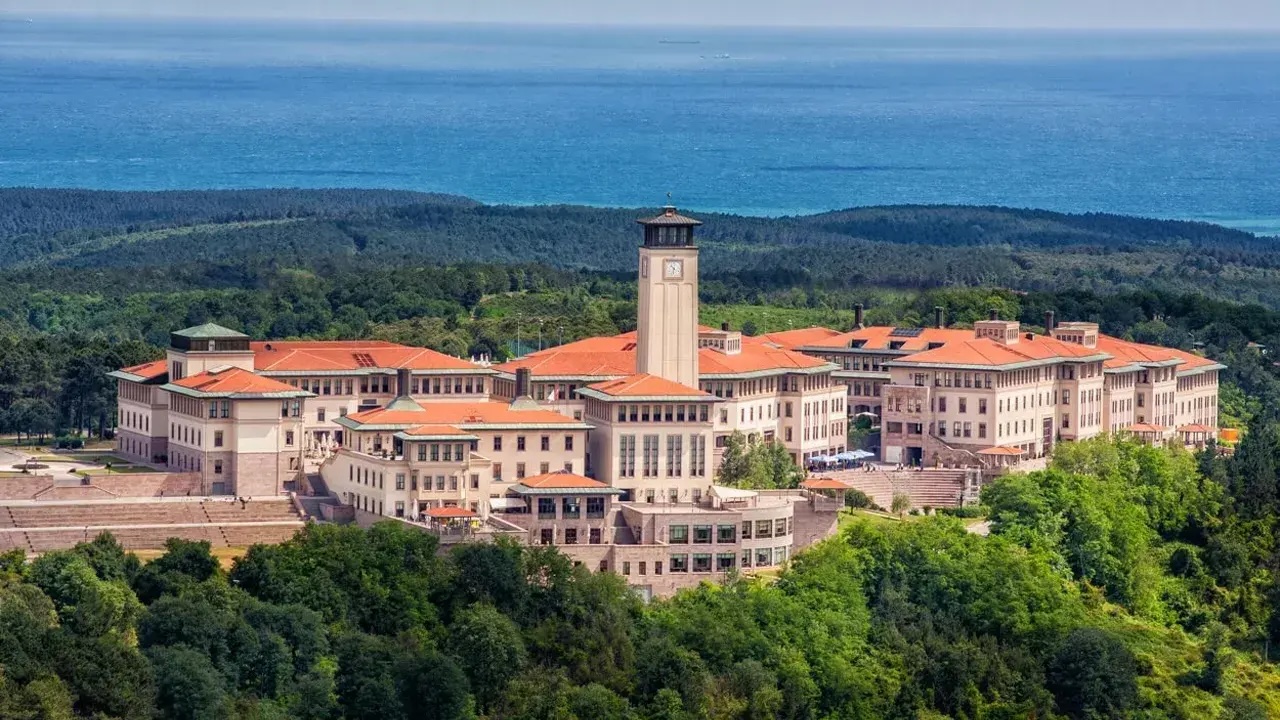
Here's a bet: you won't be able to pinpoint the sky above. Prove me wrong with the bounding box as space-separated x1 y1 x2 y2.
5 0 1280 30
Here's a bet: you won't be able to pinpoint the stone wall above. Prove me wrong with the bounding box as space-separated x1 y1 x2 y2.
0 475 55 500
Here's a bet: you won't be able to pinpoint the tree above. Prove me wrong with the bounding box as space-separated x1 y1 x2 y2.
890 493 912 519
448 604 527 712
1045 628 1139 719
148 645 229 720
716 432 751 487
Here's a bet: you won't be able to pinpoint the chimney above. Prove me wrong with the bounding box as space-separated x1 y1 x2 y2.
934 306 944 329
1044 310 1055 334
396 368 411 397
854 303 865 329
720 322 730 332
515 367 532 398
988 308 999 321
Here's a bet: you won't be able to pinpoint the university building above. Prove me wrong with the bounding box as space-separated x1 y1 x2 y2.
110 206 1221 594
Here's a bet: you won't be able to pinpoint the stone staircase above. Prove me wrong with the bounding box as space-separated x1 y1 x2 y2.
823 468 970 510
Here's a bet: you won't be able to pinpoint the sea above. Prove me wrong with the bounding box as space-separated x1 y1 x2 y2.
1 17 1279 234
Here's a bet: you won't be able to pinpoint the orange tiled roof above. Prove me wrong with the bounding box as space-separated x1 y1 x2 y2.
495 331 829 378
805 326 975 352
398 424 475 437
345 400 584 427
252 341 479 373
585 373 711 398
518 472 611 490
118 359 168 380
892 333 1105 368
1128 423 1167 433
759 326 843 350
976 446 1025 456
425 506 476 518
169 367 301 396
1177 424 1214 433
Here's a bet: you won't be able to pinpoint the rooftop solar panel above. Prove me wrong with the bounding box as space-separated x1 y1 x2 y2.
889 327 925 337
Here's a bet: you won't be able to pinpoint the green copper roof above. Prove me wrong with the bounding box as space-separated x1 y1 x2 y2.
172 323 248 339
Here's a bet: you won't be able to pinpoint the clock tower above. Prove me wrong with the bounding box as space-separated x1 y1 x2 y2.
636 205 701 387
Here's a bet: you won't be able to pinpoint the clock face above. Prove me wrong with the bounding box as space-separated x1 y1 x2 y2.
664 259 683 279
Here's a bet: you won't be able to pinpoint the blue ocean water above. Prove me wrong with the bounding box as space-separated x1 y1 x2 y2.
1 17 1279 233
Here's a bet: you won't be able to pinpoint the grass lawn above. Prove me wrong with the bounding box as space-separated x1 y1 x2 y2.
0 471 38 478
67 454 130 465
33 454 78 463
132 546 247 570
76 465 159 476
838 508 906 530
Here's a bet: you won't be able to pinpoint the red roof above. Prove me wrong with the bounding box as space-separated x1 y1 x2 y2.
425 506 476 519
976 446 1025 456
518 472 611 490
118 359 168 380
806 326 975 352
1177 424 1214 433
252 340 479 373
494 331 829 378
893 333 1105 368
169 367 300 395
800 478 852 490
758 327 844 350
398 424 474 437
585 373 710 398
345 400 584 427
1128 423 1167 433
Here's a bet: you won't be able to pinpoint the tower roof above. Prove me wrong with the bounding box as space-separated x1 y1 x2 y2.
637 206 703 227
171 323 248 339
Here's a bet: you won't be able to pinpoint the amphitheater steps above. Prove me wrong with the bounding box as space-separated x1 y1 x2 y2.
823 468 969 509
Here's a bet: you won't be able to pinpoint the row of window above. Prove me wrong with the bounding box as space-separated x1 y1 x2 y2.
667 518 792 544
349 465 483 492
617 434 708 478
538 527 604 545
119 409 151 433
493 460 575 482
535 497 607 519
650 546 790 575
615 404 710 424
491 434 573 452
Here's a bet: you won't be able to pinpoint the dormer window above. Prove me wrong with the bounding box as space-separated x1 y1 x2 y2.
849 339 866 348
889 341 905 350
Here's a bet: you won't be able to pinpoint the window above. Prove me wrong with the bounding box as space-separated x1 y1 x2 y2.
775 518 787 536
285 431 294 446
435 475 445 491
564 435 574 451
669 525 689 543
638 561 647 575
213 431 223 447
395 501 405 517
670 554 689 573
655 561 663 575
540 435 550 451
587 497 605 518
538 498 556 519
562 497 580 519
959 398 967 413
756 520 773 538
540 529 553 545
517 436 526 451
493 436 503 451
979 399 987 414
208 403 217 419
717 553 735 571
317 408 326 422
978 423 987 439
493 463 503 482
692 554 712 573
741 521 752 539
213 460 222 474
395 474 405 490
590 528 602 544
717 524 736 543
564 528 578 545
756 547 772 566
693 525 712 544
622 562 631 576
220 400 230 418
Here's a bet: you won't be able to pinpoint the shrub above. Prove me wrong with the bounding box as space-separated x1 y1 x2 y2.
844 489 871 509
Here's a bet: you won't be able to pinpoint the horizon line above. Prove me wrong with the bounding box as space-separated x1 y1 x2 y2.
5 11 1280 33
